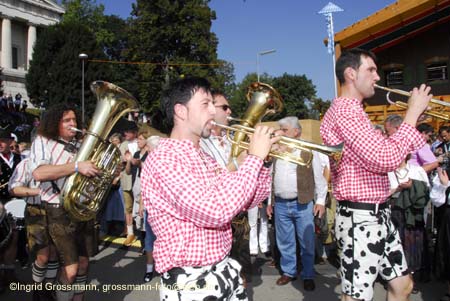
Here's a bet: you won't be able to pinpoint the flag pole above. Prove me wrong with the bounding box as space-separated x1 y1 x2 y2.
318 2 344 99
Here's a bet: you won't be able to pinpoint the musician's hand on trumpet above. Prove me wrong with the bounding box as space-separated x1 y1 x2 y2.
404 84 433 124
270 129 288 153
375 84 449 121
248 125 281 161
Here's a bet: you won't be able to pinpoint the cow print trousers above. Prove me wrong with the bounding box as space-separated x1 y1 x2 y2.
159 256 247 301
335 205 409 300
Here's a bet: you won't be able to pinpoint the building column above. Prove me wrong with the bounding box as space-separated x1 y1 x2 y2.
27 24 37 68
1 17 12 69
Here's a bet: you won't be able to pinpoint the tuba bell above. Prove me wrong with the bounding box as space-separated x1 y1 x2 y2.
62 81 139 221
230 82 283 159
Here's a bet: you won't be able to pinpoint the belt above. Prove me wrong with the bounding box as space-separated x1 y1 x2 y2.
167 256 229 276
274 196 297 202
338 200 389 211
42 202 63 209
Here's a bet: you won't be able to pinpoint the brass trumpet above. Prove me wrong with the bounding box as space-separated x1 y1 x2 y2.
375 84 450 120
212 121 343 167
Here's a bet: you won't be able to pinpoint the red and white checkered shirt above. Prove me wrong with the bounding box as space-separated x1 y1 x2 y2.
320 97 425 204
141 138 271 273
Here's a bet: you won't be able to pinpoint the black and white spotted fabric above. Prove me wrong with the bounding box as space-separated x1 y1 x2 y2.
159 256 247 301
335 205 409 300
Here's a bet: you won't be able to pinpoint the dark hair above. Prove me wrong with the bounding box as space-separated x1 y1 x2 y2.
416 123 433 134
439 125 450 134
160 77 211 130
211 89 227 101
38 103 81 140
335 48 377 85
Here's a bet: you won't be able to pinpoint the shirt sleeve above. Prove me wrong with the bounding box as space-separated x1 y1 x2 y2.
145 154 271 228
336 106 425 173
8 160 28 191
244 164 272 210
312 151 328 206
430 174 450 207
29 136 51 171
417 144 437 165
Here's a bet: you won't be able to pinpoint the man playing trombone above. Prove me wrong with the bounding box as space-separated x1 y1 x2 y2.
320 48 432 301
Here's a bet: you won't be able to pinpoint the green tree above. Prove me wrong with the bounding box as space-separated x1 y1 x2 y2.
310 97 331 120
128 0 232 109
61 1 138 97
272 73 317 119
230 72 318 121
61 0 111 46
26 22 111 123
100 15 140 99
210 59 236 100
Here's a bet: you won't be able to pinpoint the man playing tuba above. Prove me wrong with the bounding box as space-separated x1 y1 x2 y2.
30 103 100 301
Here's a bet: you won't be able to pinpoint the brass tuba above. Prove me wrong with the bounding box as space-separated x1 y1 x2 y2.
230 82 283 159
62 81 139 221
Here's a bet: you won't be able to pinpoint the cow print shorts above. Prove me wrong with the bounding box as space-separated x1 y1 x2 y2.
335 205 409 301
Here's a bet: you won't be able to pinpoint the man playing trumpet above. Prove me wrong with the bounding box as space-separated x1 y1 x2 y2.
320 48 433 301
141 77 279 300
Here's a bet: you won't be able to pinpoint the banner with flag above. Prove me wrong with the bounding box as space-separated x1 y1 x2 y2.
318 2 343 56
326 14 334 55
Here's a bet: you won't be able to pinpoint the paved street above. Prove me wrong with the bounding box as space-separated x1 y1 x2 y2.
2 238 447 301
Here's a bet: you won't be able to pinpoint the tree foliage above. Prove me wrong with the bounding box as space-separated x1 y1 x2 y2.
61 0 112 46
229 72 319 121
272 73 317 119
310 97 331 120
61 1 139 98
25 22 111 123
100 15 140 99
128 0 234 110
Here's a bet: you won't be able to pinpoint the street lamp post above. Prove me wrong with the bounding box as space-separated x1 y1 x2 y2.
79 53 88 127
257 49 276 82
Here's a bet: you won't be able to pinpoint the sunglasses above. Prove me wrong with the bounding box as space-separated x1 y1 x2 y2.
215 104 231 111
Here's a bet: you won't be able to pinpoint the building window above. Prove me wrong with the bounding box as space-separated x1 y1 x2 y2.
427 63 448 82
385 69 403 86
12 46 19 69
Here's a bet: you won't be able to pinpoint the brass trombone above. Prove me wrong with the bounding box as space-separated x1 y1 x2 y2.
212 121 343 167
375 84 450 120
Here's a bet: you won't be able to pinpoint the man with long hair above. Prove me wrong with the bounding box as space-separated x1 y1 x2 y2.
30 103 100 301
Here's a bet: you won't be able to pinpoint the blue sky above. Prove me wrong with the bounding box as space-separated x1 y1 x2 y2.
96 0 394 101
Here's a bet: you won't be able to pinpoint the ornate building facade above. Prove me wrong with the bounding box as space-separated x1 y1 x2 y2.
0 0 64 100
